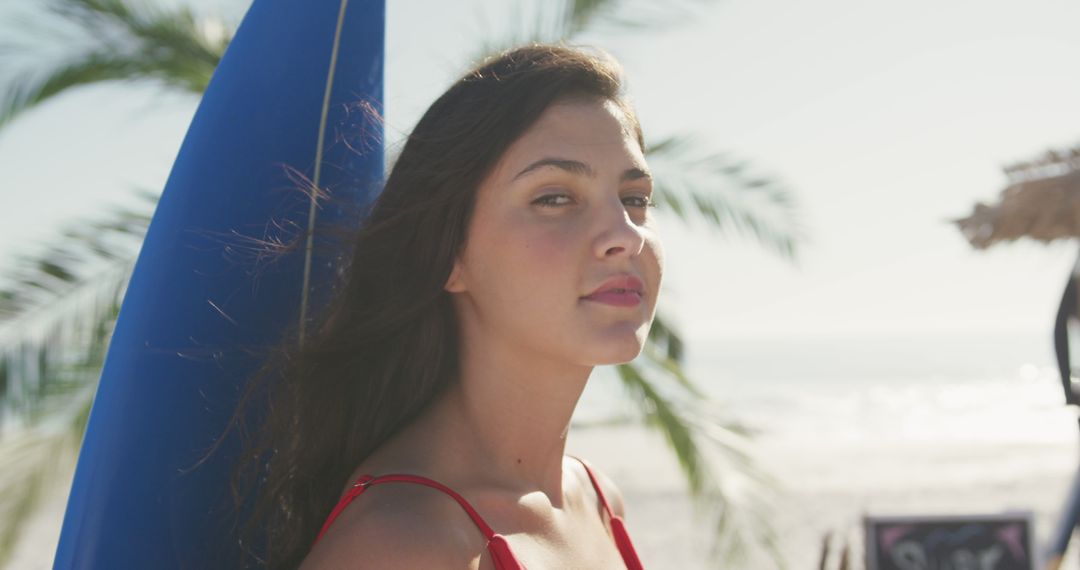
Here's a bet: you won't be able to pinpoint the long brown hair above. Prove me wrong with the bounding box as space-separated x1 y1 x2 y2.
229 43 645 568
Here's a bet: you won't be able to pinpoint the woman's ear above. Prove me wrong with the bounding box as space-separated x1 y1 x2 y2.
444 258 466 293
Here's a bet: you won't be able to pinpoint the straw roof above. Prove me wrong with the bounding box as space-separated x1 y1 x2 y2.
952 147 1080 250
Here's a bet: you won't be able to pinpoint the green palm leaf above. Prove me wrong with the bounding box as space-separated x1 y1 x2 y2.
616 362 705 489
648 135 804 260
0 423 79 563
0 0 229 128
644 312 705 399
477 0 718 56
0 190 151 321
615 361 784 567
0 275 123 566
0 188 148 564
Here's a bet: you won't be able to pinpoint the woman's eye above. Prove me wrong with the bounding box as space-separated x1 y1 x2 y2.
622 195 657 209
533 194 573 207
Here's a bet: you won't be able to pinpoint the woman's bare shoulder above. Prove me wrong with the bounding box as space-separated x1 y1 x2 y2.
571 456 627 519
300 479 483 569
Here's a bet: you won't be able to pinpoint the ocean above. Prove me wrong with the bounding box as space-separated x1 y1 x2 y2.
580 330 1080 447
689 331 1078 446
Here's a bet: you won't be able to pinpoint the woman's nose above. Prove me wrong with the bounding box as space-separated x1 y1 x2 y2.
593 198 646 259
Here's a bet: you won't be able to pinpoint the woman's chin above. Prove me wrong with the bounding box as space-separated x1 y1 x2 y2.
588 338 646 365
563 321 653 365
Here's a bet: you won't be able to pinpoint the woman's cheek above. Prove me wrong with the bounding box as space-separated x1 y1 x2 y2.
522 219 580 258
649 232 665 285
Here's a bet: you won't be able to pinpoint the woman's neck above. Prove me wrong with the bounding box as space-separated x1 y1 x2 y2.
385 341 593 506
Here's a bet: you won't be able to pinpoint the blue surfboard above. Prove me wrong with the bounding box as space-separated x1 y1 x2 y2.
54 0 384 567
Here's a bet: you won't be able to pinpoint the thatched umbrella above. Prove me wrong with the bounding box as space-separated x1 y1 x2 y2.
951 152 1080 249
952 146 1080 397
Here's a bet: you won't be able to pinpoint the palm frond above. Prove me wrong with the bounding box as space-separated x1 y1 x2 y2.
0 360 111 567
616 363 705 489
0 188 152 325
644 312 705 399
0 265 128 425
617 358 786 565
0 424 78 565
45 0 230 72
470 2 559 64
686 403 784 568
0 0 229 129
0 280 120 566
616 361 785 568
562 0 714 37
0 180 146 560
476 0 720 61
648 135 804 261
561 0 620 37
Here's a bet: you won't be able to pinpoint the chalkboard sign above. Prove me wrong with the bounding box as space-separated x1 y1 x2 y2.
865 513 1036 570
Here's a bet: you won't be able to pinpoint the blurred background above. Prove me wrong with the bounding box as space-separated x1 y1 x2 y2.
2 0 1080 568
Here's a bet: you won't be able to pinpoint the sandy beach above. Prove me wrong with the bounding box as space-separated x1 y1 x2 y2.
569 421 1080 569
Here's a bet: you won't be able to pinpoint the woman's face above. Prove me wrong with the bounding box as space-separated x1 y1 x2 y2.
445 97 664 366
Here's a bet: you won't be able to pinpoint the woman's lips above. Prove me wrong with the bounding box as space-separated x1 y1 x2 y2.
582 274 645 307
582 290 642 307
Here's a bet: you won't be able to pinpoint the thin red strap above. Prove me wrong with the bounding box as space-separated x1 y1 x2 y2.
314 474 376 544
487 534 526 570
568 455 645 570
313 473 498 544
567 455 615 520
610 517 645 570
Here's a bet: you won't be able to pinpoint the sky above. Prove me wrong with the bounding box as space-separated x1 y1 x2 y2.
0 0 1078 343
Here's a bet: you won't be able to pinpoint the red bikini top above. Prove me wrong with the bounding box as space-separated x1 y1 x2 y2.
313 454 645 569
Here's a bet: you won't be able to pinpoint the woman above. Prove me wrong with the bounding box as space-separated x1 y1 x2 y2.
233 43 662 569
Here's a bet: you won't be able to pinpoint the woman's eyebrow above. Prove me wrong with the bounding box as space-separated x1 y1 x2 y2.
621 167 651 182
513 157 652 182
